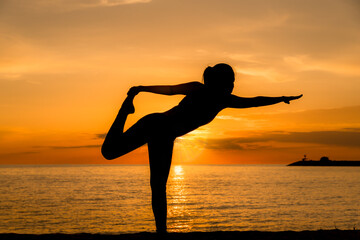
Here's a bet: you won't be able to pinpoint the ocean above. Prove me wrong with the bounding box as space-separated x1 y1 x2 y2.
0 164 359 234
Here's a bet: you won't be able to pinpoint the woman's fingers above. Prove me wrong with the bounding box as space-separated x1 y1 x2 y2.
285 94 303 104
127 87 140 96
291 94 303 101
293 94 303 100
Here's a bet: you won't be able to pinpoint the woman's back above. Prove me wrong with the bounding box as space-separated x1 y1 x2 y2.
164 83 230 137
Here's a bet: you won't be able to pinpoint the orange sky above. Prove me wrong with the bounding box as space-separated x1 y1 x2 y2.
1 0 360 164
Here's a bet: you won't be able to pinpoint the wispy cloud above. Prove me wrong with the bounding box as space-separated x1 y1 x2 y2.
230 55 296 82
195 129 360 151
216 115 246 121
218 13 289 34
95 133 106 139
13 0 152 11
284 55 360 76
0 151 39 157
49 144 101 149
94 0 152 7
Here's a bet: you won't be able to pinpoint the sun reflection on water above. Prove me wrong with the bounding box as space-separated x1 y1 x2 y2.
173 165 184 180
167 165 193 232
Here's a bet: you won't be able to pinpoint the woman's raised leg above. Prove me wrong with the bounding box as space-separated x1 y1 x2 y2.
148 138 174 233
101 95 146 160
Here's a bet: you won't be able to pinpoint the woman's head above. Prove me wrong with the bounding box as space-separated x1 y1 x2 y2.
203 63 235 94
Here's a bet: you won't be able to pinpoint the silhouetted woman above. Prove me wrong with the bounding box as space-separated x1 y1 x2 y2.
101 63 302 233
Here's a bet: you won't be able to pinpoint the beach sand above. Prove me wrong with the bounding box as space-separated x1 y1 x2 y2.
1 230 359 240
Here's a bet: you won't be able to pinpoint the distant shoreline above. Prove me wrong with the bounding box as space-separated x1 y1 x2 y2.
288 160 360 166
1 230 360 240
288 156 360 166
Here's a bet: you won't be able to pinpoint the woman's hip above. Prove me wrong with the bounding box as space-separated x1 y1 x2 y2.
129 113 176 142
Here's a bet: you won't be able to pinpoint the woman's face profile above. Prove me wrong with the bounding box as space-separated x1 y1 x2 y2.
221 80 234 94
207 79 234 95
226 81 234 94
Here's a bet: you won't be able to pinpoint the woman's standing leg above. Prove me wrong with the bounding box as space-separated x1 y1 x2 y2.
148 139 174 233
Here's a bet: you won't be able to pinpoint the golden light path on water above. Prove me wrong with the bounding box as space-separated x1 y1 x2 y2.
167 165 193 232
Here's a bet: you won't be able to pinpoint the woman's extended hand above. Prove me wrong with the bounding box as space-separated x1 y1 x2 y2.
127 86 143 97
283 94 303 104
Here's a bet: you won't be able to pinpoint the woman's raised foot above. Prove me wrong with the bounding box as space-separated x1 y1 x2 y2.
122 95 135 114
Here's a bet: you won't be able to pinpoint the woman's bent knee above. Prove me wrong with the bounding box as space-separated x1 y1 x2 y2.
101 144 120 160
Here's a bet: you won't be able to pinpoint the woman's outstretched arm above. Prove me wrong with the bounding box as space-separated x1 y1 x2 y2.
127 81 203 96
228 94 302 108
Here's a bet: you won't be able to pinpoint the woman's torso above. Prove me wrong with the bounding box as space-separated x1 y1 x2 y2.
163 87 230 137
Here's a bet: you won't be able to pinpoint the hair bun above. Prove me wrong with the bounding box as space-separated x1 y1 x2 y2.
203 63 234 86
203 66 212 80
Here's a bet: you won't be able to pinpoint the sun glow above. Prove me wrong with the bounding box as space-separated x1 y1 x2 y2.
1 0 360 165
173 165 184 178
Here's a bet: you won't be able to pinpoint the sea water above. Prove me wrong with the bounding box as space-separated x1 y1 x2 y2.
0 165 359 234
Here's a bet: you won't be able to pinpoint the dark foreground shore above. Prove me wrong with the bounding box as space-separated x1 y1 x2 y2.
1 230 360 240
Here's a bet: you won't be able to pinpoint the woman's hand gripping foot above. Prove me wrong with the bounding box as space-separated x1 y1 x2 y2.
123 86 142 114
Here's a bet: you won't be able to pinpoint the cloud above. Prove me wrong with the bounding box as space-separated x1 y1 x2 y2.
216 115 247 121
55 0 152 8
273 130 360 147
95 133 107 139
11 0 152 11
283 55 360 77
50 144 101 149
195 137 271 150
0 151 39 157
30 144 101 150
195 129 360 150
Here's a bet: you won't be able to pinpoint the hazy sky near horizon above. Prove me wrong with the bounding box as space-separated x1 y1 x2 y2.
1 0 360 164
